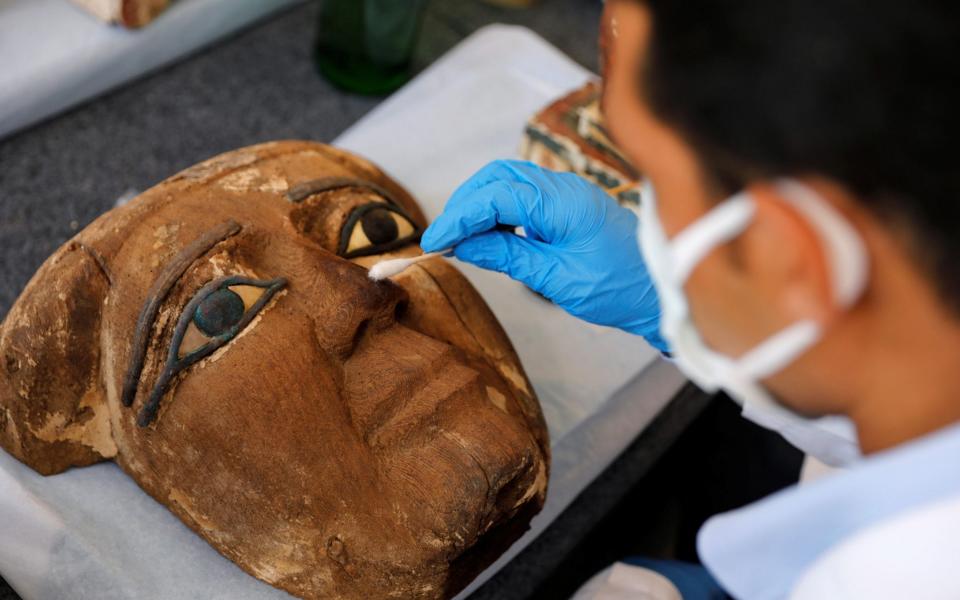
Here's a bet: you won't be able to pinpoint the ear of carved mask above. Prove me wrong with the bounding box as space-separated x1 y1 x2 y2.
0 141 549 600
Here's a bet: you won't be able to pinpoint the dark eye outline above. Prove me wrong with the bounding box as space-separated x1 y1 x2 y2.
136 275 287 427
338 202 422 259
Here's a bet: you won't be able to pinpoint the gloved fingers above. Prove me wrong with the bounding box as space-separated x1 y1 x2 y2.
478 161 594 237
423 159 620 253
491 161 620 244
452 230 556 295
439 160 542 221
421 177 542 252
484 159 577 192
450 159 546 192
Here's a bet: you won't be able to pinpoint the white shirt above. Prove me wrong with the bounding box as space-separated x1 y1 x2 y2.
791 493 960 599
698 420 960 599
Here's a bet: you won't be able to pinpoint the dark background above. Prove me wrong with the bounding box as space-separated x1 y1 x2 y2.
0 1 802 598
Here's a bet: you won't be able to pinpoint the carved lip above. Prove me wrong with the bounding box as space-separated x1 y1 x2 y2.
444 486 543 597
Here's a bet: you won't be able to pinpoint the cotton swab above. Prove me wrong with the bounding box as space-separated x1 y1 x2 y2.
368 249 453 281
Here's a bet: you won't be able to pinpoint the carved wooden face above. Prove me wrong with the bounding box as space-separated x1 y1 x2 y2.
0 142 549 600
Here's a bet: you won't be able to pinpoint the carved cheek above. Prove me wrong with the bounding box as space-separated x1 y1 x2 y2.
153 312 366 481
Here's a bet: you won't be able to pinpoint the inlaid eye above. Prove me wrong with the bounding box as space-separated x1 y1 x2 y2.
138 275 286 427
339 202 420 258
361 207 402 245
193 288 244 336
176 279 285 358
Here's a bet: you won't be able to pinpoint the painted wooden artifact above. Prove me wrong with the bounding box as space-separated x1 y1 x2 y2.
0 141 549 599
68 0 171 28
519 80 643 206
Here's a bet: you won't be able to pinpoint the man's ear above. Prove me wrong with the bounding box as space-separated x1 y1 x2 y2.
0 240 117 475
739 181 839 327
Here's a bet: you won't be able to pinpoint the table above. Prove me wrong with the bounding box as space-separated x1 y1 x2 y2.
0 0 304 139
0 2 708 598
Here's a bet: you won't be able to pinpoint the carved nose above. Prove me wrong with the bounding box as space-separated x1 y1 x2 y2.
312 260 409 360
352 273 408 338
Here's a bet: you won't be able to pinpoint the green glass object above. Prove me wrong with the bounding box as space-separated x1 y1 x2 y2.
315 0 429 95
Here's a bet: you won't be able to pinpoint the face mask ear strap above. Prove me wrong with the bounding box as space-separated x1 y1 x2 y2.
775 179 869 308
734 319 822 380
669 193 756 284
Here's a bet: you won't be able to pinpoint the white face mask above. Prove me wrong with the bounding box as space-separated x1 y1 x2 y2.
637 180 868 466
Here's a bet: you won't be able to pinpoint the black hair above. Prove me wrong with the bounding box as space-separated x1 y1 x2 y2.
639 0 960 310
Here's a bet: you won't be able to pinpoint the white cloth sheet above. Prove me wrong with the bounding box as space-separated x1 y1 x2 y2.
0 0 305 139
0 25 687 599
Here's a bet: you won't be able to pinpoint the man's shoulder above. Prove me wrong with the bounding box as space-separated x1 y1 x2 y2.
791 492 960 599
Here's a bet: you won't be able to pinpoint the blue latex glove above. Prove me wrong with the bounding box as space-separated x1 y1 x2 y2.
420 160 668 352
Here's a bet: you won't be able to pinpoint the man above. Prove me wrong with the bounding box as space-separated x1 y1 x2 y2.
420 0 960 597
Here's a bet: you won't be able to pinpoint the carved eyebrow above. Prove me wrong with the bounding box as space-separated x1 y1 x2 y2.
120 220 242 409
285 176 400 206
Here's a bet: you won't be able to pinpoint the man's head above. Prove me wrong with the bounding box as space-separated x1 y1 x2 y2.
0 141 548 599
601 0 960 449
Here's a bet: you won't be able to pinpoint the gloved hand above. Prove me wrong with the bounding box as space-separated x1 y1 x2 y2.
420 160 668 352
